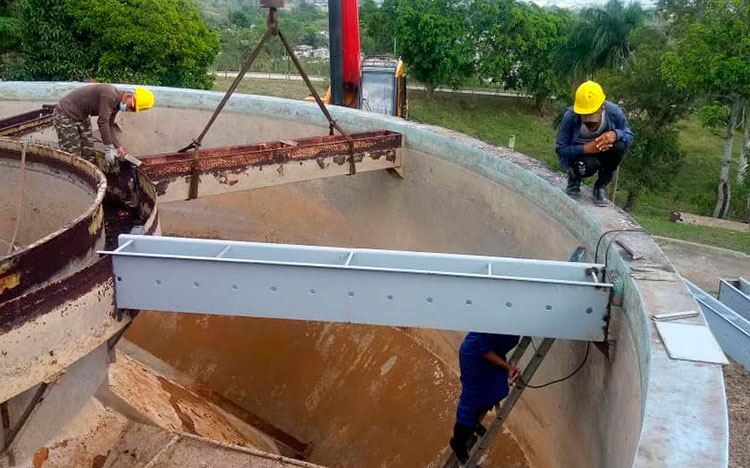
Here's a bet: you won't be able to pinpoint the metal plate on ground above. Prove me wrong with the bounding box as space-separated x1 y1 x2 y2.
686 279 750 370
719 278 750 322
654 321 728 365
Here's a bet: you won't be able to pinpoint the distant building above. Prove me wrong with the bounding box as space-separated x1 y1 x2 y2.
311 47 329 59
294 45 314 57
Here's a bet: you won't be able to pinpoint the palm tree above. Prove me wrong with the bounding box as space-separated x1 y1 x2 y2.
559 0 647 80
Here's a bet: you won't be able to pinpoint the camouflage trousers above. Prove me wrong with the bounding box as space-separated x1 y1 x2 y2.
53 108 97 163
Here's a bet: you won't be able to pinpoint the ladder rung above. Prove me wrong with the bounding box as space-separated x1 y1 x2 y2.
465 338 556 468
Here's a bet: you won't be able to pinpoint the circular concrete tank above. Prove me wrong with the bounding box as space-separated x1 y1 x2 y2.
0 145 96 255
0 83 729 468
0 138 105 297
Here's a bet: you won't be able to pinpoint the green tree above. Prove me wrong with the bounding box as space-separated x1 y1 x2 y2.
360 0 398 55
740 109 750 220
66 0 220 89
600 27 692 211
472 0 570 116
0 0 21 54
18 0 92 80
396 0 474 97
229 10 250 28
558 0 646 81
216 27 260 72
0 0 22 76
18 0 219 88
661 0 750 217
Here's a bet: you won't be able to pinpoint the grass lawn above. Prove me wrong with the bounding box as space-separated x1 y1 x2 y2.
638 116 749 221
408 91 563 169
214 76 329 101
214 77 750 253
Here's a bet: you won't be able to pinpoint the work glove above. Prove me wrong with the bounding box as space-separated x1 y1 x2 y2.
105 145 117 167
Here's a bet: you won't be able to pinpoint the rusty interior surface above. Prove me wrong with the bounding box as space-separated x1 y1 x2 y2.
0 138 159 331
0 88 728 468
124 146 576 468
0 140 106 301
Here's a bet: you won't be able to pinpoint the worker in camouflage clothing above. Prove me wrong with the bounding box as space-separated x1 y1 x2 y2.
53 84 154 166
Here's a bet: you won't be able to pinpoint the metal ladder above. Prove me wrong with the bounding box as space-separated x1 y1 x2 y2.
443 247 585 467
442 336 555 468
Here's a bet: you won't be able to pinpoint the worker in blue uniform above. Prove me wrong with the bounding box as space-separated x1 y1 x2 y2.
450 332 521 464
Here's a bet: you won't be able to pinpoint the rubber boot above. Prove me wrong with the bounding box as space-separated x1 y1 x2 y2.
450 423 474 465
593 186 608 206
566 169 582 198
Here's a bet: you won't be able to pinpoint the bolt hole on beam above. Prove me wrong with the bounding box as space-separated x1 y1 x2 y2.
586 307 593 314
387 295 394 301
155 279 162 285
231 284 238 291
426 297 433 304
117 276 122 282
271 286 278 292
466 299 473 305
348 291 355 298
506 302 513 308
546 305 552 311
309 289 316 295
193 282 200 288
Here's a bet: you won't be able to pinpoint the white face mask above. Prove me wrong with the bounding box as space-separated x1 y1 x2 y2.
119 102 128 112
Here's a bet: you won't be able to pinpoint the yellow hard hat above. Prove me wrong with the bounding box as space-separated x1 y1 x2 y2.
134 87 154 112
573 81 605 115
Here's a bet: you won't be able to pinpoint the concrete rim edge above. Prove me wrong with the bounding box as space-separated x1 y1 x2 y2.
0 81 728 468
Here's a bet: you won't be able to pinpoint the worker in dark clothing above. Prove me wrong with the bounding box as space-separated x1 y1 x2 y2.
450 332 521 465
53 84 154 166
556 81 634 206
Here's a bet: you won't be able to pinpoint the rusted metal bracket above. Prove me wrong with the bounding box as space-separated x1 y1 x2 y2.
140 131 403 202
276 29 357 176
0 105 55 137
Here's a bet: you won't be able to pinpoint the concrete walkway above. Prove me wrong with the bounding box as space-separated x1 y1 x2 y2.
655 236 750 294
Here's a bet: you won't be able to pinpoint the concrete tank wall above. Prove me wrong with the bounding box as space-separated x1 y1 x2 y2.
127 146 579 468
0 82 728 468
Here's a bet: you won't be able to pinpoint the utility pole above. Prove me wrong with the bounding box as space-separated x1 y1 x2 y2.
328 0 344 105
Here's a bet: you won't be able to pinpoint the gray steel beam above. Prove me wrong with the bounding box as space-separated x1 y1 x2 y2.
718 277 750 322
103 235 612 341
686 279 750 370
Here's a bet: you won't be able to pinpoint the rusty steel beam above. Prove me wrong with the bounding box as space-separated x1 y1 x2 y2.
0 106 55 137
139 130 403 202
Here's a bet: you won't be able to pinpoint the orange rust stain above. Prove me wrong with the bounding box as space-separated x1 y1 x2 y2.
156 375 198 435
0 273 20 295
88 205 104 235
32 446 49 468
91 454 107 468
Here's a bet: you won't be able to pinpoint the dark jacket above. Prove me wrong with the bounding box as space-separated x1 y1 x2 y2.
455 332 520 426
59 84 124 147
555 100 634 168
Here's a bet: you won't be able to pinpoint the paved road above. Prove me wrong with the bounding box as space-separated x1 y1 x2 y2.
654 236 750 294
213 71 327 82
211 71 527 97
